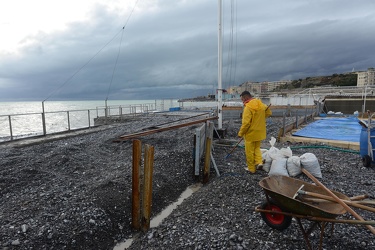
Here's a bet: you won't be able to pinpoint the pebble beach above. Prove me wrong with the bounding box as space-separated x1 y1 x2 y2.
1 113 374 250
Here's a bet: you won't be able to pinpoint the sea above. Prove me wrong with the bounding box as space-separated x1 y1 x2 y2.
0 99 218 142
0 95 318 142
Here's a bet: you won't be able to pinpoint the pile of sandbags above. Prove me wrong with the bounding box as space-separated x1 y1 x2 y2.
262 137 322 178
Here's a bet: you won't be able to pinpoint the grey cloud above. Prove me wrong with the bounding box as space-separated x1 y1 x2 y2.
1 0 375 101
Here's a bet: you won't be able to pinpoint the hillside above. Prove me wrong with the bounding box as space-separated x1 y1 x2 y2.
278 73 357 90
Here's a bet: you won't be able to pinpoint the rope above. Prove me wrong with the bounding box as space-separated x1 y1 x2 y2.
106 27 125 101
222 0 238 94
106 0 140 100
43 0 140 102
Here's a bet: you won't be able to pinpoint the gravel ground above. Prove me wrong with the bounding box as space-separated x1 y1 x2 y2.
1 113 375 250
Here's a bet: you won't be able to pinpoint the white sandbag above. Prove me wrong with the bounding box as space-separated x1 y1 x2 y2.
280 147 292 158
269 137 276 146
267 137 284 160
268 158 289 176
287 156 301 177
300 153 322 178
262 150 272 172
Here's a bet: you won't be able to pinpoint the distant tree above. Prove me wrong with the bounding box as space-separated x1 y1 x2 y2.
292 80 301 88
335 74 357 86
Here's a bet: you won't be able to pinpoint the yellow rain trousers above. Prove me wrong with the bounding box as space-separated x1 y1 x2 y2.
238 98 272 172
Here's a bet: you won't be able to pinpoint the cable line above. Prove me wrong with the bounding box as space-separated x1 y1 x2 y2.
106 27 125 101
43 0 140 102
43 29 123 102
222 0 237 97
106 0 140 101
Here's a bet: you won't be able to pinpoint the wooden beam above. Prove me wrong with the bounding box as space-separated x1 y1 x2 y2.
114 116 218 141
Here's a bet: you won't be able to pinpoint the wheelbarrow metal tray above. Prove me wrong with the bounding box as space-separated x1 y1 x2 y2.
259 176 350 219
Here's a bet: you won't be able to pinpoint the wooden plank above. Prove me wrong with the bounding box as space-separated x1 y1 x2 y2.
115 116 217 141
131 139 142 230
141 144 154 232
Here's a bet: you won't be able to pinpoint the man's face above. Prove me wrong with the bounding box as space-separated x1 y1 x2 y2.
241 95 247 103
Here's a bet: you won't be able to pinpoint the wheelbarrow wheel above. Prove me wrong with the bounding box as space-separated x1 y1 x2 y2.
362 155 372 168
260 199 292 231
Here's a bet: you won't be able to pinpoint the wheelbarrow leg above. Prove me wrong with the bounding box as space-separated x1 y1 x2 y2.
296 218 313 250
319 222 326 250
297 219 333 250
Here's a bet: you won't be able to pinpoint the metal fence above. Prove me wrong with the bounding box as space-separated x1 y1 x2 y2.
0 103 156 143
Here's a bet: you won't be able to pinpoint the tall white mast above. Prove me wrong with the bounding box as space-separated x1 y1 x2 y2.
217 0 223 129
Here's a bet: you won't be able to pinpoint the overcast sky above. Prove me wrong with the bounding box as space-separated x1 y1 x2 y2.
1 0 375 101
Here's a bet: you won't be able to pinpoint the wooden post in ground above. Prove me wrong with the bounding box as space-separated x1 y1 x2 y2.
131 139 142 230
203 137 212 184
141 144 154 232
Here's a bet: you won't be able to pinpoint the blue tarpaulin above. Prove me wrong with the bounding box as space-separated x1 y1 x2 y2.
292 117 361 142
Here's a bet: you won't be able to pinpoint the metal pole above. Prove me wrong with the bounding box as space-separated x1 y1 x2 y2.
88 110 91 127
217 0 223 129
105 99 108 117
295 111 299 129
42 101 46 135
282 112 286 137
67 111 70 131
105 99 108 125
363 84 368 117
8 115 13 141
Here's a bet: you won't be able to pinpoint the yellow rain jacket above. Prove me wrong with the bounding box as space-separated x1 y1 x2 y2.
238 98 272 142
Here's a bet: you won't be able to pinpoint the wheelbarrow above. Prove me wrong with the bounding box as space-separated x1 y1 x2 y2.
255 172 375 250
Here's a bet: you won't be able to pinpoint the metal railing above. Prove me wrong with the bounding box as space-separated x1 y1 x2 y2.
0 103 157 143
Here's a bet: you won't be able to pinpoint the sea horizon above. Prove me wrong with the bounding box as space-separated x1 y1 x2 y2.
0 99 220 141
0 99 180 116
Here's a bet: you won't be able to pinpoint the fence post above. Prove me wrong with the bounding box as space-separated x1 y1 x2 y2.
282 112 286 137
142 144 154 232
88 110 91 127
8 115 13 141
160 100 164 111
295 111 299 129
67 111 71 131
132 140 142 230
42 102 46 136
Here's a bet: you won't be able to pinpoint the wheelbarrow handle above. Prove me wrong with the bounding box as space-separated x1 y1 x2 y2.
297 190 375 213
301 168 375 235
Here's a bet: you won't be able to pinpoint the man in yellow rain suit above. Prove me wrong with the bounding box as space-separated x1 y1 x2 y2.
238 91 272 173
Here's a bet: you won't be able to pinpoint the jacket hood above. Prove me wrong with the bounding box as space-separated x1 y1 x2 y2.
246 98 263 111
